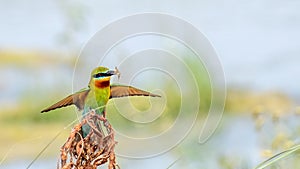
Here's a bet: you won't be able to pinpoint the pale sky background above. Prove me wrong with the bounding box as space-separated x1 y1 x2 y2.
1 0 300 98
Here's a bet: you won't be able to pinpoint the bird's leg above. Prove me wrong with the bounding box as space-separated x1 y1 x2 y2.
97 110 113 134
100 110 110 128
103 109 107 119
100 109 109 127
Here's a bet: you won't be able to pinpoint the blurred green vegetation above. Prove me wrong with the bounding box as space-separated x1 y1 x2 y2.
184 56 212 114
0 50 75 67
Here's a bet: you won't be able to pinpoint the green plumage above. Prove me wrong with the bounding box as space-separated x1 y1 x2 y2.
41 66 161 137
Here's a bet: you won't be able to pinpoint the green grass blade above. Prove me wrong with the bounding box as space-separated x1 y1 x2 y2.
254 144 300 169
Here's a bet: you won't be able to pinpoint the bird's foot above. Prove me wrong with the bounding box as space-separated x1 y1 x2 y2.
97 115 110 128
103 118 111 129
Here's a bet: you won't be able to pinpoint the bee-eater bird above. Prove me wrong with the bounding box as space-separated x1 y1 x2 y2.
41 66 160 136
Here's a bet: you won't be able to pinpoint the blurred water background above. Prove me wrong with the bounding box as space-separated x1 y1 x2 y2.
1 0 300 169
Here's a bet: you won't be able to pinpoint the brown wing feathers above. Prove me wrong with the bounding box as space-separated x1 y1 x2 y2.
110 85 161 98
41 95 74 113
41 90 89 113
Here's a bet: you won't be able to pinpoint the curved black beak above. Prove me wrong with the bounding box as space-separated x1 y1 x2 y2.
106 70 116 76
107 67 120 79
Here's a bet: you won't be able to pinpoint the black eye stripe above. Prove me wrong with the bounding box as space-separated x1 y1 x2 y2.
93 70 115 78
93 73 107 78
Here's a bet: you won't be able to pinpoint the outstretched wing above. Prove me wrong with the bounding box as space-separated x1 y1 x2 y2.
110 84 161 98
41 85 160 113
41 88 90 113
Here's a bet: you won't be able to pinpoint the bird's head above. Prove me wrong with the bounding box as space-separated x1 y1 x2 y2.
89 66 120 88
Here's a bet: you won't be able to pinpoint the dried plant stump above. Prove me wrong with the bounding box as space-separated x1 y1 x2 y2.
59 110 119 169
